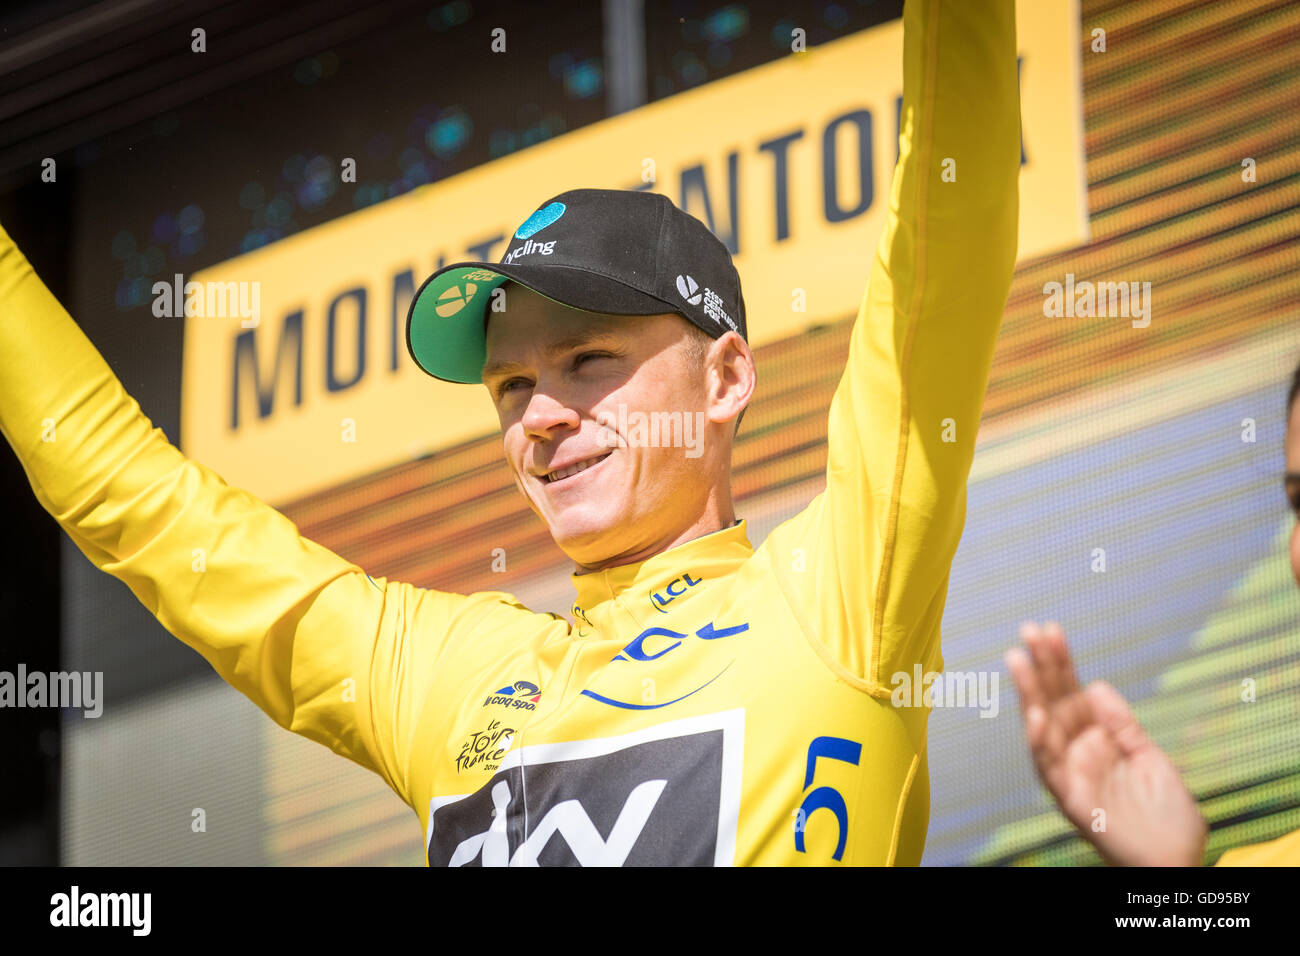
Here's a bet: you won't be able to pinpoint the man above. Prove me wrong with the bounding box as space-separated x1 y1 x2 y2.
1005 359 1300 866
0 0 1018 866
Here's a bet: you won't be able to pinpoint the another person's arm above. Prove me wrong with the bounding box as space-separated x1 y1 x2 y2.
1005 621 1207 866
1008 621 1300 866
767 0 1020 689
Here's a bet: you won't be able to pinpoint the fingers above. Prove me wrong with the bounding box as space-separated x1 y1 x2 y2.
1022 621 1060 701
1004 646 1047 748
1004 640 1042 705
1085 680 1151 758
1023 620 1074 702
1009 620 1092 766
1024 699 1048 750
1007 628 1071 766
1039 620 1096 739
1041 621 1081 694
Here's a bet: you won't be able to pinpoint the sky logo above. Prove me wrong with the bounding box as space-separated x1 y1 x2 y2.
514 202 566 238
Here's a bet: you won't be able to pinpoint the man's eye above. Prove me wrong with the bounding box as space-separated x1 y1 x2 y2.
498 377 531 396
574 351 612 368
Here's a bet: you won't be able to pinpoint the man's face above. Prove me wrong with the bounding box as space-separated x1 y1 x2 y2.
482 286 729 569
1286 397 1300 586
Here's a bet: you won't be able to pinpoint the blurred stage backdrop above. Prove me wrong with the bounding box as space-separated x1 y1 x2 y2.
0 0 1294 865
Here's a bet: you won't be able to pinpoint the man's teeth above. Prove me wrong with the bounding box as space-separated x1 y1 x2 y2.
546 455 607 482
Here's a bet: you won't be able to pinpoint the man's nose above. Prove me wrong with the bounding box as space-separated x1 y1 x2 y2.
521 387 580 439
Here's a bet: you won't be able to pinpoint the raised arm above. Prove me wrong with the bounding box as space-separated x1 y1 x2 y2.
765 0 1020 690
0 222 483 806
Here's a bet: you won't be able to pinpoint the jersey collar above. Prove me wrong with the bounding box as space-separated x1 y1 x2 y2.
570 519 753 624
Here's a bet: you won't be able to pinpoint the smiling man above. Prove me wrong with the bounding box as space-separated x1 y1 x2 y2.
0 0 1019 866
468 271 750 569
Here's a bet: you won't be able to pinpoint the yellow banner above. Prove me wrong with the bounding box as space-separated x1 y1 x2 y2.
183 0 1086 505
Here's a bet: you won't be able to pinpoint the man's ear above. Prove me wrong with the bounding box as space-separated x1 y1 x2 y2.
706 330 755 430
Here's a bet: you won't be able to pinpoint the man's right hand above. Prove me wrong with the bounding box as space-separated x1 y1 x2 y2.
1005 621 1208 866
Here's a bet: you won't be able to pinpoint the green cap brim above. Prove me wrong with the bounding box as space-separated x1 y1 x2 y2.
406 265 512 384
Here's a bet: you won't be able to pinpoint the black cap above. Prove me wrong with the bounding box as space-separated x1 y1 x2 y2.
405 187 747 383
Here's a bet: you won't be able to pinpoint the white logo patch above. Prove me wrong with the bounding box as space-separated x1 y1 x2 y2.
675 274 702 305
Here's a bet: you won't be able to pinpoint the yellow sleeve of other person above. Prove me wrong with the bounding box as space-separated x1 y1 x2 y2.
0 0 1018 866
1216 829 1300 866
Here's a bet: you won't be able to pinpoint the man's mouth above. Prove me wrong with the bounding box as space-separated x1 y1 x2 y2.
543 452 612 484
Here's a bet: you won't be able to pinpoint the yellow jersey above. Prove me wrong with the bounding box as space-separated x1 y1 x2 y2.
0 0 1020 866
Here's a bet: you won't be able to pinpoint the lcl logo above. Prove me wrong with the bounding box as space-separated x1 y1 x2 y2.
651 573 702 614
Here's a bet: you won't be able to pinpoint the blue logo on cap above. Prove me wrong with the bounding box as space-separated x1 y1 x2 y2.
515 202 566 238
